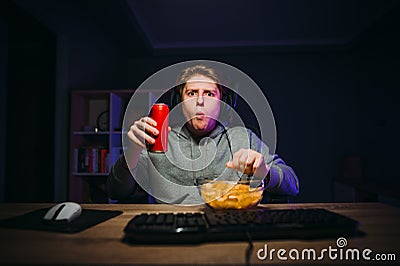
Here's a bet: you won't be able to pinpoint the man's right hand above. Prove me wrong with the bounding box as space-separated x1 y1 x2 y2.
127 116 159 149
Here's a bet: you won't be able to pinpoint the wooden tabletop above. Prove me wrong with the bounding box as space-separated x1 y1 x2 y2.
0 202 399 265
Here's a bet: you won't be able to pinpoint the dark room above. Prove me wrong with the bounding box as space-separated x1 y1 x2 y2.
0 0 399 265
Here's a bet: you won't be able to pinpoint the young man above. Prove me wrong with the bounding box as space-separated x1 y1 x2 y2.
107 65 299 204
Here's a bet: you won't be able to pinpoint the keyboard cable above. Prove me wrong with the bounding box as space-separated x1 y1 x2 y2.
245 231 254 266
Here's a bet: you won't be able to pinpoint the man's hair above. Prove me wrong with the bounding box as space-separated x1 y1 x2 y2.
175 65 227 96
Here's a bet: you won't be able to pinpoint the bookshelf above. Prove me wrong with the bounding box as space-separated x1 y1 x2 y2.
69 89 164 203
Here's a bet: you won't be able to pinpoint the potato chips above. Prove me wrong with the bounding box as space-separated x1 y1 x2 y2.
200 181 263 209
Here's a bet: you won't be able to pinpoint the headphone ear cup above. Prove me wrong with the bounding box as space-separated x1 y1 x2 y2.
222 93 231 113
221 90 235 113
171 89 181 109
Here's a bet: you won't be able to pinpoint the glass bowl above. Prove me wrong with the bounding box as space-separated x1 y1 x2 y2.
197 179 264 209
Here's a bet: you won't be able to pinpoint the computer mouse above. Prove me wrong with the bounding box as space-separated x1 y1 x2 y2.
43 202 82 223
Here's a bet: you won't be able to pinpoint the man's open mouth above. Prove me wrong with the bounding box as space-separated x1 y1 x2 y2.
194 112 206 119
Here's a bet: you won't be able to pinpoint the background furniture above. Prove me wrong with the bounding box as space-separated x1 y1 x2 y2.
333 155 400 204
69 90 164 203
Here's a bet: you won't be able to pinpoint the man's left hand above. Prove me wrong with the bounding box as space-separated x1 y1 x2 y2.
226 149 270 178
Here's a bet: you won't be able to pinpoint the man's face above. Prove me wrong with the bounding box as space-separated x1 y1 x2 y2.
181 75 221 137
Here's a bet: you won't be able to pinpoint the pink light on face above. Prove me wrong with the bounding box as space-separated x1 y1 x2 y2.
181 75 221 137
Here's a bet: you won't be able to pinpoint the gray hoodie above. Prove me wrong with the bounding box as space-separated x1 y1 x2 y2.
107 124 299 205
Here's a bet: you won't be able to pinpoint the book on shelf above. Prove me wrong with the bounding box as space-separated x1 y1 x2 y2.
73 147 109 174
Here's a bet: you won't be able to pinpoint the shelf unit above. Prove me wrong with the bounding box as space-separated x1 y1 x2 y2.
69 89 164 203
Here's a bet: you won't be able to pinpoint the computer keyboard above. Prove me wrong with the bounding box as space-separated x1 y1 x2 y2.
123 208 359 244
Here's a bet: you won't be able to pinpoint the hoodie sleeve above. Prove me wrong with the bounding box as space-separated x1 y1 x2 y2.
106 151 149 200
249 130 300 196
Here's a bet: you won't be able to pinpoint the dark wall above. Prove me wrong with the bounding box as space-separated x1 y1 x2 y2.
1 1 56 202
0 15 7 202
352 9 400 185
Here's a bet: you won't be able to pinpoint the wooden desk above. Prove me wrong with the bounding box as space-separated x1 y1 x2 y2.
0 203 399 265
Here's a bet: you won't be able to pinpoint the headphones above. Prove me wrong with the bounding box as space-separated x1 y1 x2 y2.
170 84 237 113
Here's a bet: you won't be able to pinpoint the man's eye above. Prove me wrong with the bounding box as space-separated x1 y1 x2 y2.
206 92 214 97
188 91 196 96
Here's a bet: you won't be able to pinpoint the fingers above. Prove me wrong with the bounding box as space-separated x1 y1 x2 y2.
136 117 159 136
253 155 262 173
127 117 159 148
240 152 256 175
127 129 146 148
232 150 241 171
140 117 157 127
226 149 259 175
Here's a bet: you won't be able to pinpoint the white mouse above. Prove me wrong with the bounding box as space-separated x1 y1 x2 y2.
43 202 82 223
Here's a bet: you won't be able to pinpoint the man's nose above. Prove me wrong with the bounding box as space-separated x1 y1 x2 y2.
196 95 204 106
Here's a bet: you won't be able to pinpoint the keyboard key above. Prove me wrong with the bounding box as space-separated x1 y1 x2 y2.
155 214 165 224
176 216 185 227
145 214 156 224
132 214 147 225
165 214 174 225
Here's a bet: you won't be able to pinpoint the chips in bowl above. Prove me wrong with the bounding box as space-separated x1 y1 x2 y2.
199 180 264 209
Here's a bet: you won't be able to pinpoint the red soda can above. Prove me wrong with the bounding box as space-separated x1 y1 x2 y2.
148 103 169 152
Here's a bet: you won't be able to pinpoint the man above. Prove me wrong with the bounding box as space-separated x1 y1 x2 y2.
107 65 299 204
